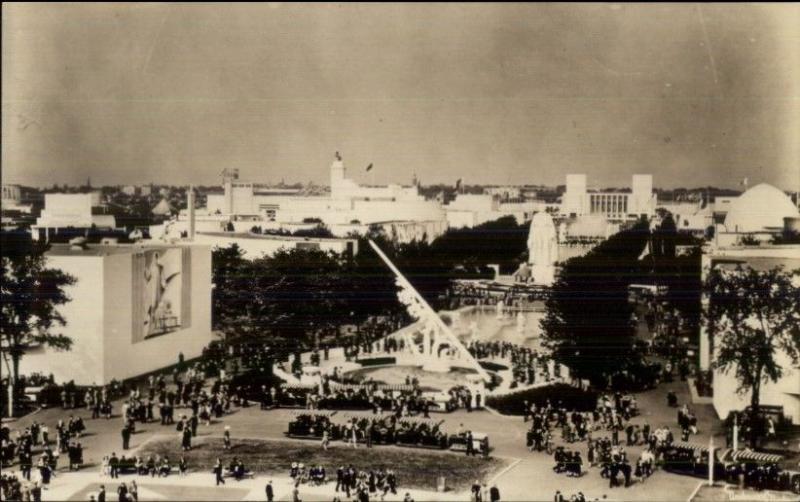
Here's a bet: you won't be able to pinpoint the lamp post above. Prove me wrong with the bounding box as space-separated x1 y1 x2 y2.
708 436 715 487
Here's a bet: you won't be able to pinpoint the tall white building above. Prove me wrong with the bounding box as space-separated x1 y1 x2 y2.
202 153 448 243
560 174 656 220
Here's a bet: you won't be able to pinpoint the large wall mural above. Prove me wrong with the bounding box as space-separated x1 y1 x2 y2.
132 247 191 341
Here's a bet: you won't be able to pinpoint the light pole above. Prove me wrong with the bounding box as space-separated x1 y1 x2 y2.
708 436 715 487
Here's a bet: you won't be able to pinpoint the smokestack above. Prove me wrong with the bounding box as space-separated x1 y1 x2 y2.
187 185 196 239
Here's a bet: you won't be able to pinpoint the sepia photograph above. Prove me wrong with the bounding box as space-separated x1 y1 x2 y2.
2 3 799 501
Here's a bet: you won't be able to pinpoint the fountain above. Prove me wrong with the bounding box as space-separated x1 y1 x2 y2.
516 311 526 337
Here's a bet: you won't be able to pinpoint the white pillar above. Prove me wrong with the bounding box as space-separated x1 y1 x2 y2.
708 436 715 486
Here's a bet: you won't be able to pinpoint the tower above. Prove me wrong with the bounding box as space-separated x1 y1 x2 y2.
187 186 196 239
631 174 654 217
562 174 587 217
330 151 346 199
221 168 238 214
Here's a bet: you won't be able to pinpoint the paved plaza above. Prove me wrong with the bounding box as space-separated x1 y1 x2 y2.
4 371 733 501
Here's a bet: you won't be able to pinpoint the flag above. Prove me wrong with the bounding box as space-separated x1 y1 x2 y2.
455 178 462 190
365 163 373 172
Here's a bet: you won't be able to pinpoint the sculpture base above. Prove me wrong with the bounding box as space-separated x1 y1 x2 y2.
529 264 556 286
422 359 452 373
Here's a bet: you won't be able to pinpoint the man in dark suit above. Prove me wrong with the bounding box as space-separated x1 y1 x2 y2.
336 466 344 492
97 485 106 502
490 484 500 502
214 458 225 486
466 431 475 456
121 425 131 450
266 480 274 502
109 453 119 479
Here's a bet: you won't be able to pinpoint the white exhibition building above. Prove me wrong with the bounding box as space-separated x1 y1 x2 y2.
20 241 214 386
700 183 800 424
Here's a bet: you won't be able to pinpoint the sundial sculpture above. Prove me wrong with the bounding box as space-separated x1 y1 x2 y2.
368 240 491 382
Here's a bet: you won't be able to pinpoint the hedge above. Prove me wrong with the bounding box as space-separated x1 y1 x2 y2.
356 357 397 367
485 384 598 416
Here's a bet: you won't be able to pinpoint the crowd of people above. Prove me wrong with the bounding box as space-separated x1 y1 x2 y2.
296 463 399 501
287 413 450 450
467 340 555 387
0 415 89 493
99 452 187 478
0 474 42 502
521 391 669 490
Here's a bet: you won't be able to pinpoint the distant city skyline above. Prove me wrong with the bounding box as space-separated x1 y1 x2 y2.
3 4 798 191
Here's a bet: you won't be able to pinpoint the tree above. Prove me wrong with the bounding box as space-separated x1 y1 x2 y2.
541 220 650 387
210 243 249 331
1 231 76 416
705 265 800 448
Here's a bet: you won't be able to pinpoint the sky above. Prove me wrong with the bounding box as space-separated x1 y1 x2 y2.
2 3 798 190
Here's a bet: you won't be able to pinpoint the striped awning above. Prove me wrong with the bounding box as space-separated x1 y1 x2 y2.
288 410 337 417
669 441 710 453
329 382 414 392
398 416 439 425
730 450 783 464
281 383 317 390
335 411 393 421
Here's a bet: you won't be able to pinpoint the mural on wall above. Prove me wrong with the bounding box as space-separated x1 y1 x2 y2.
132 247 191 341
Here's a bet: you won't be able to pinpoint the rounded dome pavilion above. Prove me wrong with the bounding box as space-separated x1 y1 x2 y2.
724 183 799 232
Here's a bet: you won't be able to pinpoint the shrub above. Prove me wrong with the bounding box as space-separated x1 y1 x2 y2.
357 357 396 367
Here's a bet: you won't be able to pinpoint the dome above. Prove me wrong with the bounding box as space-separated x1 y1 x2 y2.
724 183 799 232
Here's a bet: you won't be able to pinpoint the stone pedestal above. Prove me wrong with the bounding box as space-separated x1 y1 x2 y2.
530 264 556 286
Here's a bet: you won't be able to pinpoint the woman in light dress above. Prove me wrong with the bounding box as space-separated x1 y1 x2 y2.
101 455 110 477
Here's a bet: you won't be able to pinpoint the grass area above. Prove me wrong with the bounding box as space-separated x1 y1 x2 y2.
140 437 509 492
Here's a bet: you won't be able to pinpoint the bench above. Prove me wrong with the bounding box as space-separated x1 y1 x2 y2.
223 469 254 480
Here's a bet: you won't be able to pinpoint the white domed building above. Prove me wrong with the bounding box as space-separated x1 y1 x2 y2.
715 183 799 246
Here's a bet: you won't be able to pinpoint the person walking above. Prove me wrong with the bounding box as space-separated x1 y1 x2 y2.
97 486 106 502
466 431 475 457
223 426 231 451
490 484 500 502
214 458 225 486
121 425 131 451
321 427 330 451
129 480 138 502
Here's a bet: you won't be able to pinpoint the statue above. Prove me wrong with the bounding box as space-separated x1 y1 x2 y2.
496 299 505 319
527 212 559 285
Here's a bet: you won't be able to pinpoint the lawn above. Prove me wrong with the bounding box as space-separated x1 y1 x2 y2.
139 436 510 492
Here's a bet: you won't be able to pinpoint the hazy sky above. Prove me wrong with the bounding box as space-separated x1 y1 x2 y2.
3 3 798 190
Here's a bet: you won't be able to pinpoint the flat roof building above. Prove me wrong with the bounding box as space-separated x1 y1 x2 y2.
20 241 214 385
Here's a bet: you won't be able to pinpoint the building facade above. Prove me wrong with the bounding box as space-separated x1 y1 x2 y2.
560 174 656 220
20 242 214 385
31 193 116 240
